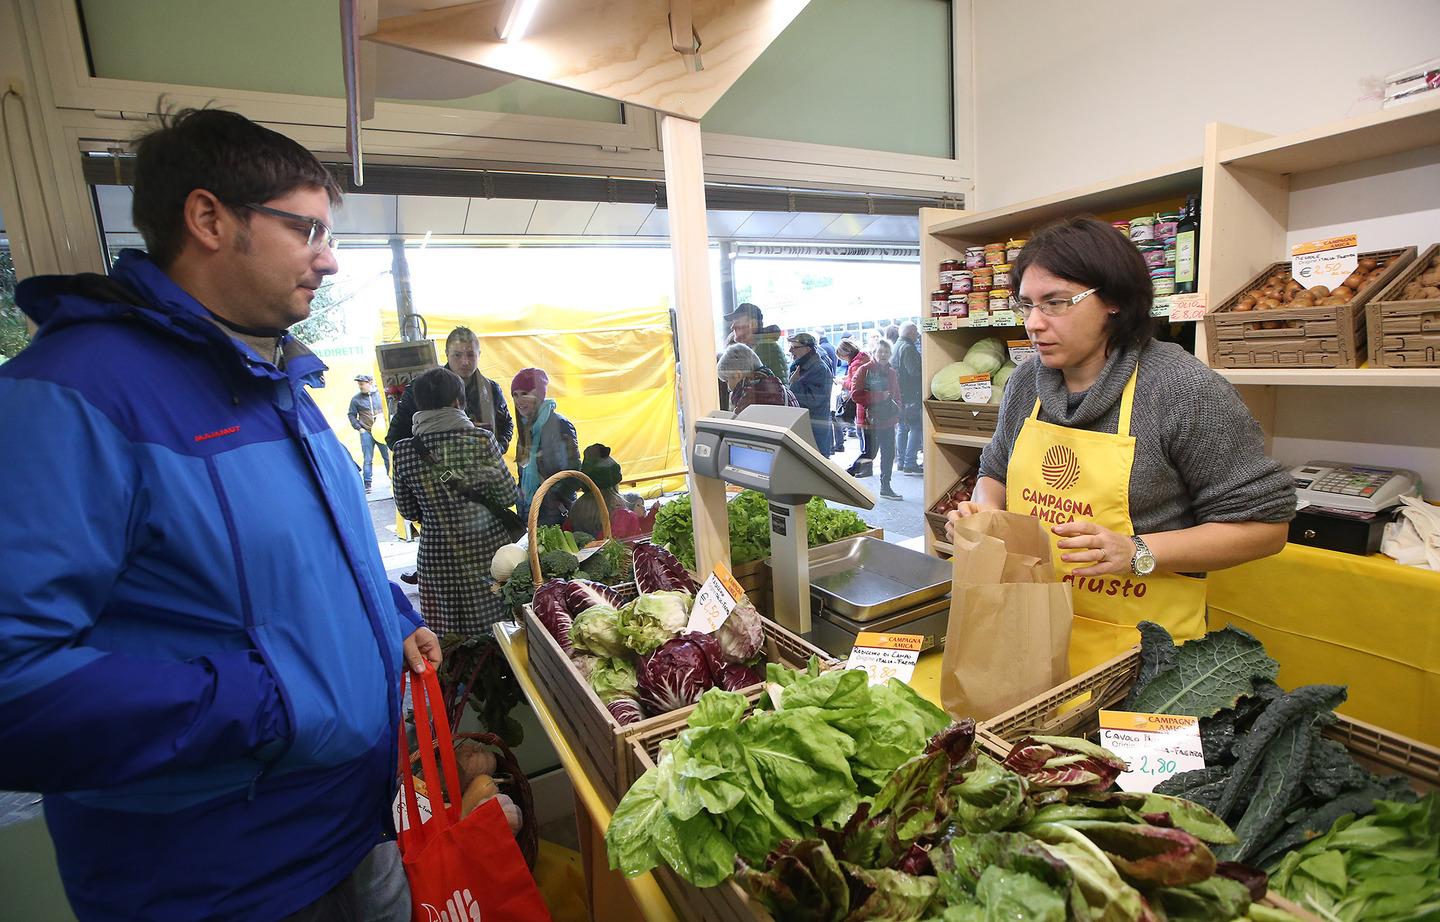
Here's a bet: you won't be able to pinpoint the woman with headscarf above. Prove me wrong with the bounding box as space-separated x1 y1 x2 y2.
512 367 581 526
567 443 653 540
392 366 519 634
718 343 800 413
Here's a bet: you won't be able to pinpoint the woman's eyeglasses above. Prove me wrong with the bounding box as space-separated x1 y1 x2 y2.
239 203 336 253
1008 287 1098 319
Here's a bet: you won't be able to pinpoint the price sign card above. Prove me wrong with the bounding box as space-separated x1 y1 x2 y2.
687 562 744 633
1169 292 1208 322
989 309 1019 327
968 310 991 327
393 782 434 832
920 318 940 333
1007 339 1036 364
1292 235 1358 291
846 632 923 686
1098 710 1206 793
959 373 993 404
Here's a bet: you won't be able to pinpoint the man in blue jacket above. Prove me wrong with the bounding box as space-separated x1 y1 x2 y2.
0 108 440 921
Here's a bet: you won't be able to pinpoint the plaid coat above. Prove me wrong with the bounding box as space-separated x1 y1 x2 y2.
393 429 519 635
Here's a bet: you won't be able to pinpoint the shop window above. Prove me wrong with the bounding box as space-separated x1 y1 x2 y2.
76 0 624 124
0 206 28 362
704 0 954 158
730 253 921 342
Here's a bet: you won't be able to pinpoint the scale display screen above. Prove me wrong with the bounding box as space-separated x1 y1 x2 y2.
727 442 774 476
378 343 434 370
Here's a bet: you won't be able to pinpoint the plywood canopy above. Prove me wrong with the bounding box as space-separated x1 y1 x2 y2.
364 0 810 120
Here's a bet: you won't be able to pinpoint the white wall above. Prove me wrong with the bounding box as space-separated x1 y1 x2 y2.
972 0 1440 208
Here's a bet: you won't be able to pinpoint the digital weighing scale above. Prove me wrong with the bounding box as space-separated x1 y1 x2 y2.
690 405 953 644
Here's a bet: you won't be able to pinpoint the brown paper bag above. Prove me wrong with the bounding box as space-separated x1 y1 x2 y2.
940 510 1073 722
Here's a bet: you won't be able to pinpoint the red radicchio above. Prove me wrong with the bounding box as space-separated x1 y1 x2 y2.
634 543 700 595
564 579 626 616
714 661 765 691
636 632 720 715
531 579 575 656
1001 735 1127 792
607 697 644 726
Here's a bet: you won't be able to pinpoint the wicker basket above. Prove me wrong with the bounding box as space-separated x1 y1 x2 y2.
925 398 999 438
1204 247 1416 369
526 469 611 584
522 601 838 804
1368 243 1440 367
978 646 1440 792
407 730 539 869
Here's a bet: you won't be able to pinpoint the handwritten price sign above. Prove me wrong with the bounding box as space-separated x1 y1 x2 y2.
1098 710 1206 793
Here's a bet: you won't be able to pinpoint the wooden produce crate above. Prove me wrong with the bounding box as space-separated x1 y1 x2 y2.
979 647 1440 793
1368 243 1440 367
521 603 838 804
1204 247 1416 369
925 398 999 438
926 465 977 542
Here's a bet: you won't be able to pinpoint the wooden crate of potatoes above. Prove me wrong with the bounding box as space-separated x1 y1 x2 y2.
1204 247 1416 368
925 398 999 437
1369 243 1440 367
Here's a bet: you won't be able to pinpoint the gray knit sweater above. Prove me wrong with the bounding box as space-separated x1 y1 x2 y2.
978 340 1296 535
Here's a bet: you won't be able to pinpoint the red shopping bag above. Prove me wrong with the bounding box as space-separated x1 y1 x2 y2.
397 663 551 922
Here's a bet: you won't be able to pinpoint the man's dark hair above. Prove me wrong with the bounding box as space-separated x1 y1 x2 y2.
410 367 465 412
1013 215 1155 352
445 327 480 352
131 107 342 269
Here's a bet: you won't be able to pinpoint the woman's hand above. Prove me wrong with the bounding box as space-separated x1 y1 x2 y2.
944 502 1000 539
1053 521 1136 576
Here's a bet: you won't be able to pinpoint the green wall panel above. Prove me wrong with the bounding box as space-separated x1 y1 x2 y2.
78 0 623 123
703 0 954 158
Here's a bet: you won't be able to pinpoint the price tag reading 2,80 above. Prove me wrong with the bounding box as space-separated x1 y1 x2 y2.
1098 709 1206 793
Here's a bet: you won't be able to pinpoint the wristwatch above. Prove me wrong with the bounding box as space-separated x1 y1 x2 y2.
1130 535 1157 576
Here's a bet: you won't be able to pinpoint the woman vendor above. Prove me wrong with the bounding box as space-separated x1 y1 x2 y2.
947 216 1296 675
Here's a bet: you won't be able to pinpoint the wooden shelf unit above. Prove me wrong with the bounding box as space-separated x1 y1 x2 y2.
920 102 1440 533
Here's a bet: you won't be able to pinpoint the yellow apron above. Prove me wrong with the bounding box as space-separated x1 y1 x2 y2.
1006 367 1207 675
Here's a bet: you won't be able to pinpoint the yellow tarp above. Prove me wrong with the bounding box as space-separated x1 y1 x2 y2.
381 304 687 495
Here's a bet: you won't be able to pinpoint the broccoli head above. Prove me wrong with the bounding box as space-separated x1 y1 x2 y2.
572 531 596 548
539 549 580 579
499 560 536 611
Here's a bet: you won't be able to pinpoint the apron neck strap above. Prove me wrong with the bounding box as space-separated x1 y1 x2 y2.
1029 364 1141 436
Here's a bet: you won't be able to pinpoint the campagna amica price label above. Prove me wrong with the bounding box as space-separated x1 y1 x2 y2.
1098 709 1206 793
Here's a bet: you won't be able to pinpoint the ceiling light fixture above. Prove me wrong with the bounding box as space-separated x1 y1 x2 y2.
496 0 543 42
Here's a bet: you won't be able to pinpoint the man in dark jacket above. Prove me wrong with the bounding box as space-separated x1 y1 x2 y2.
787 332 835 456
0 108 437 922
348 373 391 491
895 321 924 474
386 326 513 456
817 334 839 375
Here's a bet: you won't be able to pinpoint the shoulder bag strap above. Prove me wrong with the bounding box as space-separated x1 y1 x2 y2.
413 433 524 537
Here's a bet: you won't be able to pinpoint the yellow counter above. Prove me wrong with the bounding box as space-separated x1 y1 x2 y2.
1208 543 1440 746
493 623 678 922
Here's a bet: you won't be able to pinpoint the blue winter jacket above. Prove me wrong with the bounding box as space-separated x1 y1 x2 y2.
0 250 423 921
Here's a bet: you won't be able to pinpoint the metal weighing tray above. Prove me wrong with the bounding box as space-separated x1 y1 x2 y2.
810 595 952 658
806 536 952 621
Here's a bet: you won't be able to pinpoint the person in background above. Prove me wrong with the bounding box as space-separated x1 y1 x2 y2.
786 332 834 456
886 324 900 344
719 342 800 413
392 367 517 635
512 367 580 526
568 443 653 540
0 106 435 921
723 302 788 380
854 338 903 499
348 373 391 492
836 338 870 471
386 327 513 456
894 322 924 475
817 333 838 374
947 215 1294 675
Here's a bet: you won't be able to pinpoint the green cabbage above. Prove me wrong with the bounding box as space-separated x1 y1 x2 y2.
991 361 1017 403
964 337 1007 375
931 361 978 400
571 604 628 658
590 656 639 703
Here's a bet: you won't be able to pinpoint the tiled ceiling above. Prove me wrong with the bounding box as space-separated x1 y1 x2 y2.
328 193 919 243
92 188 921 244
